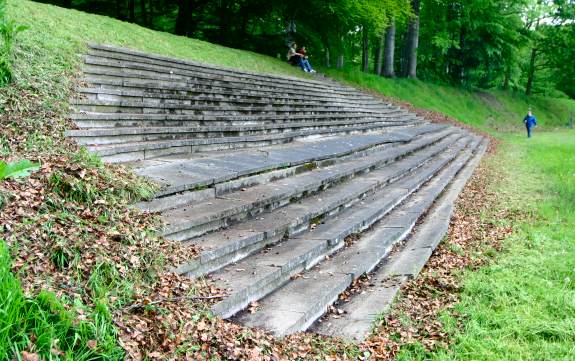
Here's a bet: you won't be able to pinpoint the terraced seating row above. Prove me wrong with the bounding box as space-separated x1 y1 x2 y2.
68 44 422 162
67 44 487 339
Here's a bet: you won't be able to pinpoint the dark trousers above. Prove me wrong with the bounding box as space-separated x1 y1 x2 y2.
526 125 532 138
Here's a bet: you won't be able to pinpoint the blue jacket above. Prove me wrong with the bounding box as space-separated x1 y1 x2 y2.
524 114 537 127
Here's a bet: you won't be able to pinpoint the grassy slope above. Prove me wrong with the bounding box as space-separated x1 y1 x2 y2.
325 69 575 130
428 133 575 361
10 0 305 96
324 71 575 359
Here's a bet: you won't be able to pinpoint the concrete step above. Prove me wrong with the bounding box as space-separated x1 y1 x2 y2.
70 110 412 129
311 139 488 340
76 86 389 109
81 76 379 104
89 123 429 163
133 125 447 201
71 99 390 116
161 129 461 245
66 118 419 146
82 64 366 101
86 44 364 94
231 137 482 335
210 136 476 320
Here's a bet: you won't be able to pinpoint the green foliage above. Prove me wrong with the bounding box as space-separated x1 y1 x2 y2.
0 159 39 180
0 0 28 85
0 241 124 360
404 132 575 360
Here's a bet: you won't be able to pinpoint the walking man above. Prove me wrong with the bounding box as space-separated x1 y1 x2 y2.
524 110 537 138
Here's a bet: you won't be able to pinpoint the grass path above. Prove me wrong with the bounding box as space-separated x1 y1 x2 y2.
397 132 575 360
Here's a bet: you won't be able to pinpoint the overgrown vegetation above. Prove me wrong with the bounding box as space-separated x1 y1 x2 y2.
0 0 27 85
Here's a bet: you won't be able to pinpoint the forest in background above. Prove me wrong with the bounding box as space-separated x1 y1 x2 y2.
37 0 575 98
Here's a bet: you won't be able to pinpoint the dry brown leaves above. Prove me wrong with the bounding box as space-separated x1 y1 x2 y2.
363 151 514 360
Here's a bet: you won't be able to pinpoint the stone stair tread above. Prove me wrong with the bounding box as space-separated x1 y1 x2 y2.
312 139 488 340
160 130 460 238
66 118 412 137
89 123 422 160
171 131 464 275
136 131 411 196
76 86 389 107
207 138 471 318
233 138 480 335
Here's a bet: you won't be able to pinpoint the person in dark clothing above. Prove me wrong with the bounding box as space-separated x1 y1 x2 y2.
523 110 537 138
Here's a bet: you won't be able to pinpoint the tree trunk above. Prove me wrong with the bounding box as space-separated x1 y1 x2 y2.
503 62 511 90
362 27 369 73
336 54 344 69
148 0 154 29
526 47 537 95
325 46 331 67
175 0 192 36
374 28 385 75
128 0 135 22
383 20 396 78
115 0 124 20
406 0 420 78
140 0 148 26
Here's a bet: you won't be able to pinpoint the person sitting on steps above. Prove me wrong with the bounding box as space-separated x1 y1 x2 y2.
287 42 315 73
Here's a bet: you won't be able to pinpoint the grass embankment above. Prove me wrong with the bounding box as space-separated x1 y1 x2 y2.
327 70 575 359
325 69 575 131
424 133 575 361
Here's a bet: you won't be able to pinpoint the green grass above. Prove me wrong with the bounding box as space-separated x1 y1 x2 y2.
10 0 305 80
421 132 575 361
324 68 575 131
0 240 123 360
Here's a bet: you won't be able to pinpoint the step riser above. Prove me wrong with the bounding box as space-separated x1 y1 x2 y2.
172 134 462 276
70 122 409 146
94 125 415 162
78 90 388 109
72 102 387 116
72 115 416 129
84 80 379 104
82 66 362 99
83 55 365 97
212 142 471 319
87 44 355 91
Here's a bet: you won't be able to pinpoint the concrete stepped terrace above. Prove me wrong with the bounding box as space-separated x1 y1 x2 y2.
67 44 487 340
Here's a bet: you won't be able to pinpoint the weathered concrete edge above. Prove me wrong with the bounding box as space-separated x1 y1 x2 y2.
316 138 488 341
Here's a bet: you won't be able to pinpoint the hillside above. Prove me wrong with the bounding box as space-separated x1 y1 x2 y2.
1 1 574 360
325 69 575 130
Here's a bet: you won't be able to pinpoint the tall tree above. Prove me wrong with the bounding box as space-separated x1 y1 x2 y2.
383 19 396 78
405 0 420 78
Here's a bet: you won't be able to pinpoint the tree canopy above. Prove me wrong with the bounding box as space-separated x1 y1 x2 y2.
40 0 575 98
